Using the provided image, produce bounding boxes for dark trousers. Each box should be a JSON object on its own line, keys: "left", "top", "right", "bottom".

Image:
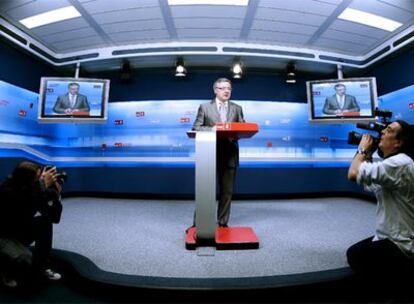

{"left": 347, "top": 236, "right": 413, "bottom": 278}
{"left": 217, "top": 167, "right": 236, "bottom": 226}
{"left": 0, "top": 216, "right": 53, "bottom": 279}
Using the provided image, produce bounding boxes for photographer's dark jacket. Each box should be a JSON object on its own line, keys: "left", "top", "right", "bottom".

{"left": 0, "top": 179, "right": 62, "bottom": 241}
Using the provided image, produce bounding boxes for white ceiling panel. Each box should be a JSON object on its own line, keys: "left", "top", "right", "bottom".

{"left": 92, "top": 7, "right": 164, "bottom": 25}
{"left": 258, "top": 0, "right": 337, "bottom": 16}
{"left": 177, "top": 28, "right": 241, "bottom": 39}
{"left": 109, "top": 30, "right": 171, "bottom": 43}
{"left": 254, "top": 7, "right": 327, "bottom": 27}
{"left": 329, "top": 20, "right": 390, "bottom": 40}
{"left": 379, "top": 0, "right": 414, "bottom": 13}
{"left": 30, "top": 18, "right": 91, "bottom": 36}
{"left": 0, "top": 0, "right": 413, "bottom": 72}
{"left": 350, "top": 0, "right": 414, "bottom": 23}
{"left": 81, "top": 0, "right": 157, "bottom": 15}
{"left": 313, "top": 37, "right": 370, "bottom": 55}
{"left": 51, "top": 35, "right": 105, "bottom": 51}
{"left": 0, "top": 0, "right": 35, "bottom": 12}
{"left": 41, "top": 27, "right": 98, "bottom": 44}
{"left": 170, "top": 5, "right": 246, "bottom": 18}
{"left": 4, "top": 0, "right": 70, "bottom": 20}
{"left": 101, "top": 20, "right": 165, "bottom": 34}
{"left": 251, "top": 20, "right": 318, "bottom": 36}
{"left": 175, "top": 17, "right": 243, "bottom": 29}
{"left": 248, "top": 30, "right": 310, "bottom": 45}
{"left": 321, "top": 29, "right": 378, "bottom": 47}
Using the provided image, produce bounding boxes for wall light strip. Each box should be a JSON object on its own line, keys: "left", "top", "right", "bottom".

{"left": 19, "top": 6, "right": 81, "bottom": 29}
{"left": 338, "top": 8, "right": 402, "bottom": 32}
{"left": 168, "top": 0, "right": 248, "bottom": 6}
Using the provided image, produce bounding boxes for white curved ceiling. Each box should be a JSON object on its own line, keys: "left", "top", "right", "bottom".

{"left": 0, "top": 0, "right": 413, "bottom": 73}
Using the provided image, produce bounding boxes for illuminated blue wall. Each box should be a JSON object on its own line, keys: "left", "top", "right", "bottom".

{"left": 1, "top": 79, "right": 414, "bottom": 195}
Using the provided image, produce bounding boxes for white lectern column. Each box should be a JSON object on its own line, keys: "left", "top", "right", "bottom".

{"left": 194, "top": 131, "right": 217, "bottom": 241}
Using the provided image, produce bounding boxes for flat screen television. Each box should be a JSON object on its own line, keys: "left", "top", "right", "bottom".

{"left": 307, "top": 77, "right": 378, "bottom": 123}
{"left": 38, "top": 77, "right": 110, "bottom": 123}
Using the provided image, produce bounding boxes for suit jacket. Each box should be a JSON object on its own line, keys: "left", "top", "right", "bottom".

{"left": 192, "top": 100, "right": 245, "bottom": 168}
{"left": 53, "top": 93, "right": 90, "bottom": 114}
{"left": 322, "top": 94, "right": 360, "bottom": 115}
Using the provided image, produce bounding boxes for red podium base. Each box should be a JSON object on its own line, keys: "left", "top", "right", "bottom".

{"left": 185, "top": 227, "right": 259, "bottom": 250}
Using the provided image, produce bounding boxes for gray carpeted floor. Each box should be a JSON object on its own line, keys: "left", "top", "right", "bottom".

{"left": 53, "top": 197, "right": 375, "bottom": 278}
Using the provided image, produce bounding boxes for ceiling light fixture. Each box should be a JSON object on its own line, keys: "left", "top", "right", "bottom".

{"left": 19, "top": 6, "right": 81, "bottom": 29}
{"left": 338, "top": 8, "right": 402, "bottom": 32}
{"left": 168, "top": 0, "right": 248, "bottom": 6}
{"left": 232, "top": 61, "right": 243, "bottom": 79}
{"left": 286, "top": 62, "right": 296, "bottom": 84}
{"left": 175, "top": 58, "right": 187, "bottom": 77}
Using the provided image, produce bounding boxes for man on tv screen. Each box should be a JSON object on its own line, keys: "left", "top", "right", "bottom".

{"left": 322, "top": 83, "right": 360, "bottom": 115}
{"left": 53, "top": 82, "right": 90, "bottom": 115}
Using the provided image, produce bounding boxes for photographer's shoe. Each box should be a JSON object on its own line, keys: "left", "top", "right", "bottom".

{"left": 1, "top": 275, "right": 17, "bottom": 288}
{"left": 43, "top": 269, "right": 62, "bottom": 281}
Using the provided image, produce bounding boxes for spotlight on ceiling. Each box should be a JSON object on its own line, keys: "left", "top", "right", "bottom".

{"left": 175, "top": 58, "right": 187, "bottom": 77}
{"left": 232, "top": 61, "right": 243, "bottom": 79}
{"left": 286, "top": 62, "right": 296, "bottom": 84}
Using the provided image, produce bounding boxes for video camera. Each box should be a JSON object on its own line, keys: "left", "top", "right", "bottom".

{"left": 347, "top": 108, "right": 392, "bottom": 147}
{"left": 44, "top": 165, "right": 68, "bottom": 185}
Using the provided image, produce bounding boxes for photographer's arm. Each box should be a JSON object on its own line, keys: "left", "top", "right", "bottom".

{"left": 348, "top": 134, "right": 373, "bottom": 181}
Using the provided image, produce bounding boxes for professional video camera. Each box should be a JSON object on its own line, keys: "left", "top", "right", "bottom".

{"left": 44, "top": 165, "right": 68, "bottom": 185}
{"left": 347, "top": 108, "right": 392, "bottom": 147}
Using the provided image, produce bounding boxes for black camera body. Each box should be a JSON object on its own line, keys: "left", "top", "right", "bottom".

{"left": 347, "top": 108, "right": 392, "bottom": 147}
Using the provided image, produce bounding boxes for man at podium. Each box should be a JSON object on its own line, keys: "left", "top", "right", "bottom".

{"left": 192, "top": 78, "right": 245, "bottom": 227}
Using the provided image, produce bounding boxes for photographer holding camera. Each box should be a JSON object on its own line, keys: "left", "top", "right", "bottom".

{"left": 347, "top": 120, "right": 414, "bottom": 278}
{"left": 0, "top": 161, "right": 63, "bottom": 288}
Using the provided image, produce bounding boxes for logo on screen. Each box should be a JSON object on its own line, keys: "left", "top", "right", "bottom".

{"left": 93, "top": 85, "right": 102, "bottom": 89}
{"left": 46, "top": 88, "right": 54, "bottom": 93}
{"left": 180, "top": 117, "right": 190, "bottom": 123}
{"left": 320, "top": 136, "right": 329, "bottom": 142}
{"left": 360, "top": 84, "right": 368, "bottom": 88}
{"left": 409, "top": 102, "right": 414, "bottom": 109}
{"left": 312, "top": 91, "right": 321, "bottom": 96}
{"left": 18, "top": 109, "right": 27, "bottom": 117}
{"left": 114, "top": 119, "right": 124, "bottom": 125}
{"left": 136, "top": 111, "right": 145, "bottom": 117}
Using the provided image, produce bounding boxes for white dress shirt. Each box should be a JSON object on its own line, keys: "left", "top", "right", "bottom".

{"left": 215, "top": 98, "right": 228, "bottom": 122}
{"left": 357, "top": 153, "right": 414, "bottom": 255}
{"left": 69, "top": 94, "right": 77, "bottom": 108}
{"left": 336, "top": 94, "right": 345, "bottom": 109}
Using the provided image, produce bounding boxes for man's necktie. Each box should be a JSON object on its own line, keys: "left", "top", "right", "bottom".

{"left": 219, "top": 103, "right": 227, "bottom": 122}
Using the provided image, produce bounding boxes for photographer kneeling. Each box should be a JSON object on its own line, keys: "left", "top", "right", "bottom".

{"left": 0, "top": 161, "right": 63, "bottom": 288}
{"left": 347, "top": 120, "right": 414, "bottom": 278}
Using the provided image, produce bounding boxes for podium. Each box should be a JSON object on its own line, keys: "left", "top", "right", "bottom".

{"left": 186, "top": 122, "right": 260, "bottom": 250}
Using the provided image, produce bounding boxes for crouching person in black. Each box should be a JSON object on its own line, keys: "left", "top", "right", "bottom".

{"left": 0, "top": 161, "right": 63, "bottom": 288}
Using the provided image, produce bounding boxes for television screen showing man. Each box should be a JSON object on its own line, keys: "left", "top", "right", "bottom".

{"left": 53, "top": 82, "right": 90, "bottom": 115}
{"left": 322, "top": 83, "right": 360, "bottom": 115}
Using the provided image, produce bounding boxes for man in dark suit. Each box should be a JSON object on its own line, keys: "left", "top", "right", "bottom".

{"left": 322, "top": 83, "right": 360, "bottom": 115}
{"left": 192, "top": 78, "right": 245, "bottom": 227}
{"left": 53, "top": 82, "right": 90, "bottom": 114}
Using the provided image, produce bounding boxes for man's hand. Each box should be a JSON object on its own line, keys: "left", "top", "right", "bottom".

{"left": 358, "top": 134, "right": 374, "bottom": 152}
{"left": 64, "top": 108, "right": 73, "bottom": 114}
{"left": 40, "top": 166, "right": 57, "bottom": 189}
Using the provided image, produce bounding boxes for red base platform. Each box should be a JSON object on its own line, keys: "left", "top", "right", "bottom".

{"left": 185, "top": 227, "right": 260, "bottom": 250}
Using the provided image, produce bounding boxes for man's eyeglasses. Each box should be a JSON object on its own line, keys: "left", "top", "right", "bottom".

{"left": 216, "top": 87, "right": 232, "bottom": 91}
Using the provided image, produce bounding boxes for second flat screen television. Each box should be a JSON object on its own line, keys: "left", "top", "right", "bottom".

{"left": 38, "top": 77, "right": 110, "bottom": 123}
{"left": 307, "top": 77, "right": 378, "bottom": 123}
